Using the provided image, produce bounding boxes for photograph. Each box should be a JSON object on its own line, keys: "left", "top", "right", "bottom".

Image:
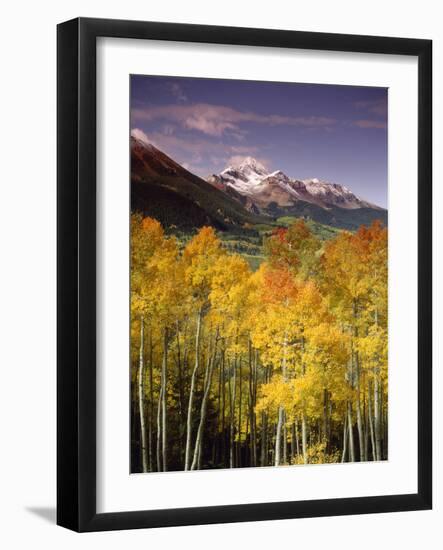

{"left": 0, "top": 2, "right": 435, "bottom": 541}
{"left": 130, "top": 75, "right": 388, "bottom": 474}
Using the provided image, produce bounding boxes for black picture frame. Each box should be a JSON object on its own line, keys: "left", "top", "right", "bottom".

{"left": 57, "top": 17, "right": 432, "bottom": 532}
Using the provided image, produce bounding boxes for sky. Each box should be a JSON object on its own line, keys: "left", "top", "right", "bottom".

{"left": 131, "top": 75, "right": 388, "bottom": 208}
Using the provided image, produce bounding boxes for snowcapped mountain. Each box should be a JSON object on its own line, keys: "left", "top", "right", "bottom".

{"left": 130, "top": 135, "right": 386, "bottom": 232}
{"left": 130, "top": 135, "right": 266, "bottom": 230}
{"left": 207, "top": 158, "right": 382, "bottom": 211}
{"left": 207, "top": 157, "right": 269, "bottom": 194}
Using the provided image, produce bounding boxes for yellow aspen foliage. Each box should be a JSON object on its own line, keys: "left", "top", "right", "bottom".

{"left": 131, "top": 215, "right": 388, "bottom": 471}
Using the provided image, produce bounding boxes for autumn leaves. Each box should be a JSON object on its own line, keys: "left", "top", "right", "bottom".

{"left": 131, "top": 215, "right": 388, "bottom": 472}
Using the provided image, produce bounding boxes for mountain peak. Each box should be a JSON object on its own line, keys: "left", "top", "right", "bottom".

{"left": 216, "top": 157, "right": 269, "bottom": 194}
{"left": 221, "top": 165, "right": 235, "bottom": 175}
{"left": 208, "top": 161, "right": 380, "bottom": 211}
{"left": 267, "top": 170, "right": 290, "bottom": 181}
{"left": 131, "top": 129, "right": 156, "bottom": 152}
{"left": 130, "top": 138, "right": 386, "bottom": 232}
{"left": 236, "top": 156, "right": 266, "bottom": 171}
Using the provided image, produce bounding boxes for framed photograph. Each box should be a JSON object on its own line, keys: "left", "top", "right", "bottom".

{"left": 57, "top": 17, "right": 432, "bottom": 532}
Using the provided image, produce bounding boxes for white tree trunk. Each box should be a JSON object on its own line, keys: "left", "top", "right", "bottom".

{"left": 283, "top": 412, "right": 287, "bottom": 464}
{"left": 347, "top": 402, "right": 355, "bottom": 462}
{"left": 260, "top": 411, "right": 267, "bottom": 466}
{"left": 341, "top": 414, "right": 348, "bottom": 463}
{"left": 191, "top": 335, "right": 218, "bottom": 470}
{"left": 138, "top": 316, "right": 148, "bottom": 472}
{"left": 161, "top": 329, "right": 168, "bottom": 471}
{"left": 229, "top": 357, "right": 237, "bottom": 468}
{"left": 184, "top": 309, "right": 202, "bottom": 471}
{"left": 275, "top": 405, "right": 284, "bottom": 466}
{"left": 374, "top": 371, "right": 382, "bottom": 461}
{"left": 156, "top": 386, "right": 162, "bottom": 472}
{"left": 368, "top": 385, "right": 376, "bottom": 460}
{"left": 355, "top": 356, "right": 366, "bottom": 462}
{"left": 301, "top": 412, "right": 308, "bottom": 464}
{"left": 275, "top": 334, "right": 288, "bottom": 466}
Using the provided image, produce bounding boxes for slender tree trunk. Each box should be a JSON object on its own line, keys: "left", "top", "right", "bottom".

{"left": 301, "top": 412, "right": 308, "bottom": 464}
{"left": 347, "top": 402, "right": 355, "bottom": 462}
{"left": 355, "top": 358, "right": 365, "bottom": 462}
{"left": 322, "top": 388, "right": 328, "bottom": 451}
{"left": 138, "top": 316, "right": 148, "bottom": 473}
{"left": 283, "top": 412, "right": 287, "bottom": 464}
{"left": 148, "top": 325, "right": 153, "bottom": 471}
{"left": 245, "top": 413, "right": 250, "bottom": 466}
{"left": 184, "top": 308, "right": 202, "bottom": 471}
{"left": 374, "top": 369, "right": 382, "bottom": 461}
{"left": 238, "top": 358, "right": 242, "bottom": 467}
{"left": 363, "top": 391, "right": 369, "bottom": 462}
{"left": 295, "top": 419, "right": 300, "bottom": 458}
{"left": 275, "top": 405, "right": 284, "bottom": 466}
{"left": 291, "top": 422, "right": 296, "bottom": 462}
{"left": 221, "top": 350, "right": 226, "bottom": 465}
{"left": 383, "top": 390, "right": 388, "bottom": 459}
{"left": 182, "top": 319, "right": 189, "bottom": 394}
{"left": 156, "top": 386, "right": 162, "bottom": 472}
{"left": 261, "top": 411, "right": 268, "bottom": 466}
{"left": 374, "top": 305, "right": 383, "bottom": 461}
{"left": 341, "top": 413, "right": 348, "bottom": 463}
{"left": 356, "top": 396, "right": 365, "bottom": 461}
{"left": 191, "top": 333, "right": 218, "bottom": 470}
{"left": 368, "top": 382, "right": 376, "bottom": 460}
{"left": 301, "top": 335, "right": 308, "bottom": 464}
{"left": 161, "top": 328, "right": 168, "bottom": 471}
{"left": 176, "top": 320, "right": 185, "bottom": 461}
{"left": 275, "top": 334, "right": 288, "bottom": 466}
{"left": 213, "top": 351, "right": 223, "bottom": 466}
{"left": 348, "top": 301, "right": 363, "bottom": 462}
{"left": 229, "top": 357, "right": 237, "bottom": 468}
{"left": 131, "top": 386, "right": 136, "bottom": 456}
{"left": 248, "top": 339, "right": 257, "bottom": 467}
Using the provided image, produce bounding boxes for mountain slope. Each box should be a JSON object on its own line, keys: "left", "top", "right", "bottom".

{"left": 131, "top": 137, "right": 387, "bottom": 233}
{"left": 131, "top": 136, "right": 266, "bottom": 231}
{"left": 267, "top": 201, "right": 387, "bottom": 231}
{"left": 207, "top": 158, "right": 387, "bottom": 230}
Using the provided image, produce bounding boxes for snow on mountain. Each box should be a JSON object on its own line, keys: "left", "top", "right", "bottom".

{"left": 131, "top": 129, "right": 157, "bottom": 152}
{"left": 207, "top": 158, "right": 380, "bottom": 211}
{"left": 130, "top": 134, "right": 266, "bottom": 230}
{"left": 303, "top": 178, "right": 376, "bottom": 209}
{"left": 130, "top": 137, "right": 386, "bottom": 231}
{"left": 214, "top": 157, "right": 269, "bottom": 194}
{"left": 237, "top": 157, "right": 269, "bottom": 180}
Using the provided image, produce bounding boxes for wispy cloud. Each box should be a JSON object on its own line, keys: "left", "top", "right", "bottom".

{"left": 351, "top": 98, "right": 387, "bottom": 130}
{"left": 147, "top": 132, "right": 258, "bottom": 156}
{"left": 352, "top": 119, "right": 387, "bottom": 129}
{"left": 354, "top": 98, "right": 387, "bottom": 117}
{"left": 138, "top": 130, "right": 262, "bottom": 176}
{"left": 132, "top": 103, "right": 336, "bottom": 137}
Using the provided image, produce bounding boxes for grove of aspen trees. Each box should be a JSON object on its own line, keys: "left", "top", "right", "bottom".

{"left": 130, "top": 215, "right": 388, "bottom": 472}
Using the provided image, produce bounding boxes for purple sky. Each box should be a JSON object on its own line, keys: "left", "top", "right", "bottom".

{"left": 131, "top": 75, "right": 387, "bottom": 208}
